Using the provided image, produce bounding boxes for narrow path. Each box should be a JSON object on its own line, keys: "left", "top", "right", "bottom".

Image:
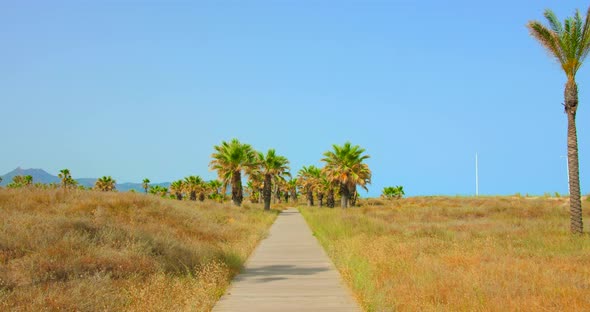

{"left": 213, "top": 208, "right": 361, "bottom": 312}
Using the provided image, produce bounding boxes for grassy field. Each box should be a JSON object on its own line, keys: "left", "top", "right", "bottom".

{"left": 0, "top": 188, "right": 277, "bottom": 311}
{"left": 301, "top": 196, "right": 590, "bottom": 311}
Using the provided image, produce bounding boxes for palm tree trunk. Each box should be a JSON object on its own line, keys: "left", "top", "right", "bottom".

{"left": 190, "top": 191, "right": 197, "bottom": 201}
{"left": 318, "top": 193, "right": 324, "bottom": 207}
{"left": 307, "top": 188, "right": 314, "bottom": 206}
{"left": 327, "top": 188, "right": 335, "bottom": 208}
{"left": 350, "top": 187, "right": 358, "bottom": 207}
{"left": 340, "top": 184, "right": 349, "bottom": 208}
{"left": 565, "top": 79, "right": 583, "bottom": 234}
{"left": 232, "top": 171, "right": 243, "bottom": 206}
{"left": 263, "top": 174, "right": 272, "bottom": 210}
{"left": 276, "top": 187, "right": 282, "bottom": 203}
{"left": 291, "top": 188, "right": 297, "bottom": 204}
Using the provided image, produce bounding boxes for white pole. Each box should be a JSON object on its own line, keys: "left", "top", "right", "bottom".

{"left": 561, "top": 155, "right": 570, "bottom": 194}
{"left": 475, "top": 152, "right": 479, "bottom": 197}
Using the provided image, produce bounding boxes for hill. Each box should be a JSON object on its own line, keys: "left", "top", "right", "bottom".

{"left": 0, "top": 168, "right": 170, "bottom": 191}
{"left": 0, "top": 188, "right": 277, "bottom": 310}
{"left": 0, "top": 167, "right": 59, "bottom": 186}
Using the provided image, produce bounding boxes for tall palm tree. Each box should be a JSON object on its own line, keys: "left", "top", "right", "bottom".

{"left": 142, "top": 178, "right": 150, "bottom": 194}
{"left": 94, "top": 176, "right": 116, "bottom": 192}
{"left": 528, "top": 7, "right": 590, "bottom": 234}
{"left": 209, "top": 139, "right": 256, "bottom": 206}
{"left": 322, "top": 142, "right": 372, "bottom": 208}
{"left": 255, "top": 149, "right": 291, "bottom": 210}
{"left": 297, "top": 165, "right": 320, "bottom": 206}
{"left": 170, "top": 180, "right": 185, "bottom": 200}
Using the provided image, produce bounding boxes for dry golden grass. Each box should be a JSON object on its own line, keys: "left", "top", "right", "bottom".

{"left": 0, "top": 188, "right": 277, "bottom": 311}
{"left": 301, "top": 196, "right": 590, "bottom": 311}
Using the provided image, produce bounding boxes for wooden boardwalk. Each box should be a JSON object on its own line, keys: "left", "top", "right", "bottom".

{"left": 213, "top": 208, "right": 361, "bottom": 312}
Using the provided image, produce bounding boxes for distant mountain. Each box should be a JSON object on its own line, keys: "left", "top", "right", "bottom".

{"left": 0, "top": 167, "right": 170, "bottom": 191}
{"left": 0, "top": 167, "right": 59, "bottom": 186}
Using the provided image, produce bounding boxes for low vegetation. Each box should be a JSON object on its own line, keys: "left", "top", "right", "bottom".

{"left": 0, "top": 188, "right": 277, "bottom": 311}
{"left": 381, "top": 186, "right": 405, "bottom": 199}
{"left": 301, "top": 197, "right": 590, "bottom": 311}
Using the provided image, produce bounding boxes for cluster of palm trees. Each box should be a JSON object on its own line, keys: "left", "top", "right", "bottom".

{"left": 94, "top": 176, "right": 116, "bottom": 192}
{"left": 6, "top": 175, "right": 33, "bottom": 188}
{"left": 209, "top": 139, "right": 292, "bottom": 210}
{"left": 297, "top": 142, "right": 372, "bottom": 208}
{"left": 58, "top": 169, "right": 116, "bottom": 192}
{"left": 528, "top": 6, "right": 590, "bottom": 234}
{"left": 162, "top": 176, "right": 223, "bottom": 201}
{"left": 209, "top": 139, "right": 371, "bottom": 209}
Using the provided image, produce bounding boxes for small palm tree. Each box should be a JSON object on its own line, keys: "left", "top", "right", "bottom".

{"left": 322, "top": 142, "right": 372, "bottom": 208}
{"left": 255, "top": 149, "right": 291, "bottom": 210}
{"left": 287, "top": 179, "right": 298, "bottom": 204}
{"left": 207, "top": 180, "right": 223, "bottom": 201}
{"left": 297, "top": 166, "right": 321, "bottom": 206}
{"left": 94, "top": 176, "right": 116, "bottom": 192}
{"left": 170, "top": 180, "right": 185, "bottom": 200}
{"left": 382, "top": 186, "right": 405, "bottom": 199}
{"left": 142, "top": 178, "right": 150, "bottom": 194}
{"left": 209, "top": 139, "right": 257, "bottom": 206}
{"left": 184, "top": 176, "right": 204, "bottom": 201}
{"left": 7, "top": 175, "right": 33, "bottom": 188}
{"left": 316, "top": 174, "right": 336, "bottom": 208}
{"left": 58, "top": 169, "right": 77, "bottom": 189}
{"left": 149, "top": 185, "right": 168, "bottom": 197}
{"left": 528, "top": 6, "right": 590, "bottom": 234}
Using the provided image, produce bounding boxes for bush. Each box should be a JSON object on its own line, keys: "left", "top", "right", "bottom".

{"left": 382, "top": 186, "right": 404, "bottom": 199}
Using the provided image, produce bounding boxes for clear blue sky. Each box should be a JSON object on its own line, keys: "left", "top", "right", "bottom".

{"left": 2, "top": 0, "right": 589, "bottom": 197}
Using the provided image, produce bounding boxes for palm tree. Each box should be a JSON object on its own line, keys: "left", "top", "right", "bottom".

{"left": 170, "top": 180, "right": 185, "bottom": 200}
{"left": 184, "top": 176, "right": 204, "bottom": 201}
{"left": 23, "top": 175, "right": 33, "bottom": 186}
{"left": 528, "top": 7, "right": 590, "bottom": 234}
{"left": 322, "top": 142, "right": 372, "bottom": 208}
{"left": 94, "top": 176, "right": 116, "bottom": 192}
{"left": 255, "top": 149, "right": 291, "bottom": 210}
{"left": 58, "top": 169, "right": 77, "bottom": 189}
{"left": 8, "top": 175, "right": 33, "bottom": 188}
{"left": 316, "top": 174, "right": 336, "bottom": 208}
{"left": 209, "top": 139, "right": 256, "bottom": 206}
{"left": 207, "top": 180, "right": 223, "bottom": 201}
{"left": 297, "top": 166, "right": 320, "bottom": 206}
{"left": 247, "top": 170, "right": 265, "bottom": 203}
{"left": 287, "top": 179, "right": 298, "bottom": 204}
{"left": 142, "top": 178, "right": 150, "bottom": 194}
{"left": 149, "top": 185, "right": 168, "bottom": 197}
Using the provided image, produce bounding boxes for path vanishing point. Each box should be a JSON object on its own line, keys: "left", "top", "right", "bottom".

{"left": 213, "top": 208, "right": 361, "bottom": 312}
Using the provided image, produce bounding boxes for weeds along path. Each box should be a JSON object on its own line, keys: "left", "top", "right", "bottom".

{"left": 213, "top": 208, "right": 361, "bottom": 312}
